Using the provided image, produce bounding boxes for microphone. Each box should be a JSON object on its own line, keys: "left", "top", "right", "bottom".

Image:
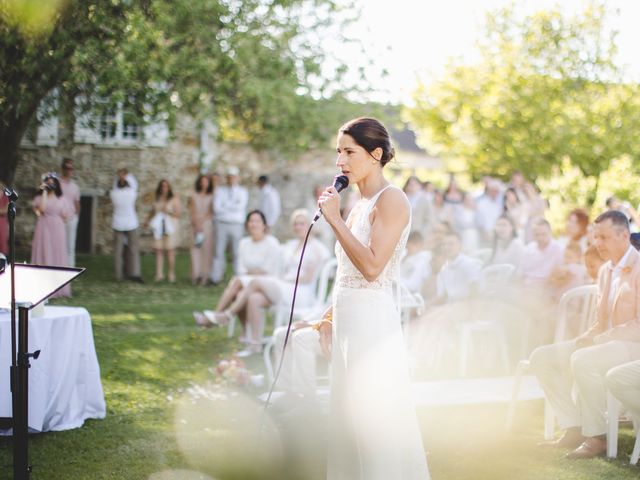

{"left": 3, "top": 186, "right": 18, "bottom": 202}
{"left": 313, "top": 174, "right": 349, "bottom": 222}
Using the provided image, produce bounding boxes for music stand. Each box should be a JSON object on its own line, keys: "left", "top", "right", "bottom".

{"left": 0, "top": 264, "right": 84, "bottom": 480}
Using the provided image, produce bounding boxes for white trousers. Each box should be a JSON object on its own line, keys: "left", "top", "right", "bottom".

{"left": 530, "top": 340, "right": 640, "bottom": 436}
{"left": 65, "top": 214, "right": 79, "bottom": 267}
{"left": 211, "top": 221, "right": 243, "bottom": 283}
{"left": 606, "top": 359, "right": 640, "bottom": 428}
{"left": 273, "top": 325, "right": 321, "bottom": 398}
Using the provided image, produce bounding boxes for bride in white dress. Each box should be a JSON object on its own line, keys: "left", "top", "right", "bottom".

{"left": 317, "top": 117, "right": 430, "bottom": 479}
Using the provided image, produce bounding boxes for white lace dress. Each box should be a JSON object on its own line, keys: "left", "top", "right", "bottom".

{"left": 328, "top": 185, "right": 430, "bottom": 480}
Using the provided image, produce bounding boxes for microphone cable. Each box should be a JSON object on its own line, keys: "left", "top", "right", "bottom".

{"left": 260, "top": 218, "right": 317, "bottom": 429}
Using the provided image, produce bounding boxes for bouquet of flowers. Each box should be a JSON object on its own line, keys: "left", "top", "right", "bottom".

{"left": 214, "top": 357, "right": 250, "bottom": 388}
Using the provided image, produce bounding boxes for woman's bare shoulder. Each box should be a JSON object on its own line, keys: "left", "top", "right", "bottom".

{"left": 378, "top": 186, "right": 410, "bottom": 212}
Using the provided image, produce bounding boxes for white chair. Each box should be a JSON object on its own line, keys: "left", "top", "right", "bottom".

{"left": 455, "top": 264, "right": 515, "bottom": 377}
{"left": 606, "top": 390, "right": 640, "bottom": 464}
{"left": 458, "top": 319, "right": 511, "bottom": 378}
{"left": 270, "top": 257, "right": 338, "bottom": 330}
{"left": 505, "top": 284, "right": 598, "bottom": 437}
{"left": 394, "top": 282, "right": 425, "bottom": 343}
{"left": 263, "top": 258, "right": 338, "bottom": 381}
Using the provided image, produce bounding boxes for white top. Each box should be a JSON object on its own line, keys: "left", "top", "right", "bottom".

{"left": 110, "top": 185, "right": 139, "bottom": 231}
{"left": 60, "top": 178, "right": 80, "bottom": 217}
{"left": 280, "top": 238, "right": 330, "bottom": 284}
{"left": 400, "top": 250, "right": 432, "bottom": 293}
{"left": 475, "top": 194, "right": 503, "bottom": 234}
{"left": 237, "top": 235, "right": 282, "bottom": 276}
{"left": 335, "top": 185, "right": 410, "bottom": 291}
{"left": 259, "top": 184, "right": 282, "bottom": 227}
{"left": 436, "top": 253, "right": 483, "bottom": 301}
{"left": 518, "top": 239, "right": 564, "bottom": 286}
{"left": 213, "top": 184, "right": 248, "bottom": 224}
{"left": 489, "top": 238, "right": 525, "bottom": 266}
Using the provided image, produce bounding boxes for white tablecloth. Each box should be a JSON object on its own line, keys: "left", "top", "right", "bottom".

{"left": 0, "top": 306, "right": 106, "bottom": 432}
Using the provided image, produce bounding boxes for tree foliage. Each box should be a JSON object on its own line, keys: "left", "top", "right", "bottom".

{"left": 0, "top": 0, "right": 361, "bottom": 183}
{"left": 406, "top": 3, "right": 640, "bottom": 190}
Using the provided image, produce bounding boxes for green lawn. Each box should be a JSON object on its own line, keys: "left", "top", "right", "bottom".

{"left": 0, "top": 253, "right": 638, "bottom": 479}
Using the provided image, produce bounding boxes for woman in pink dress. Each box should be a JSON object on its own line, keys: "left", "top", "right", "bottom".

{"left": 31, "top": 173, "right": 72, "bottom": 297}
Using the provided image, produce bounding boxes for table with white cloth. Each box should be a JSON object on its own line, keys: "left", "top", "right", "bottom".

{"left": 0, "top": 306, "right": 106, "bottom": 432}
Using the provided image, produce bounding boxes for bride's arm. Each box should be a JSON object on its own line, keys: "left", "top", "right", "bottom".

{"left": 320, "top": 186, "right": 409, "bottom": 282}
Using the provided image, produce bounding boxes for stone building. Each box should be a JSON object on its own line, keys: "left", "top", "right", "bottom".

{"left": 13, "top": 114, "right": 337, "bottom": 255}
{"left": 12, "top": 114, "right": 438, "bottom": 257}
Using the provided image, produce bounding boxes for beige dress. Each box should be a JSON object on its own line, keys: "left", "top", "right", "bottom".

{"left": 189, "top": 192, "right": 214, "bottom": 281}
{"left": 151, "top": 197, "right": 180, "bottom": 250}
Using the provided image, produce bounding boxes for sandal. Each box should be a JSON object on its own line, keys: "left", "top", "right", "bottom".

{"left": 236, "top": 343, "right": 262, "bottom": 358}
{"left": 193, "top": 311, "right": 218, "bottom": 328}
{"left": 204, "top": 309, "right": 233, "bottom": 326}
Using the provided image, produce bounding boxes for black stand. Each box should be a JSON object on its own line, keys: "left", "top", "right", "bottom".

{"left": 1, "top": 187, "right": 83, "bottom": 480}
{"left": 10, "top": 307, "right": 39, "bottom": 480}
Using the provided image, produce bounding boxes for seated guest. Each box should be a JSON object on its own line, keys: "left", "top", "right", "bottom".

{"left": 422, "top": 221, "right": 452, "bottom": 300}
{"left": 503, "top": 187, "right": 527, "bottom": 239}
{"left": 193, "top": 210, "right": 281, "bottom": 326}
{"left": 529, "top": 210, "right": 640, "bottom": 458}
{"left": 547, "top": 242, "right": 590, "bottom": 301}
{"left": 475, "top": 179, "right": 503, "bottom": 246}
{"left": 409, "top": 231, "right": 482, "bottom": 378}
{"left": 271, "top": 308, "right": 331, "bottom": 401}
{"left": 518, "top": 218, "right": 564, "bottom": 288}
{"left": 403, "top": 176, "right": 433, "bottom": 237}
{"left": 488, "top": 214, "right": 525, "bottom": 267}
{"left": 400, "top": 231, "right": 431, "bottom": 294}
{"left": 559, "top": 208, "right": 590, "bottom": 252}
{"left": 432, "top": 231, "right": 482, "bottom": 306}
{"left": 584, "top": 244, "right": 606, "bottom": 282}
{"left": 197, "top": 209, "right": 329, "bottom": 356}
{"left": 453, "top": 193, "right": 479, "bottom": 254}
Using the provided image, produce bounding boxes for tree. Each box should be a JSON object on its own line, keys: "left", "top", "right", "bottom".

{"left": 406, "top": 3, "right": 640, "bottom": 197}
{"left": 0, "top": 0, "right": 361, "bottom": 184}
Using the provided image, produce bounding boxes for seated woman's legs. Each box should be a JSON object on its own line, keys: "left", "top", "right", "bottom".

{"left": 215, "top": 277, "right": 243, "bottom": 312}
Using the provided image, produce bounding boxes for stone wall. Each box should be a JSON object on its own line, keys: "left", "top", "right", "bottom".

{"left": 13, "top": 118, "right": 338, "bottom": 255}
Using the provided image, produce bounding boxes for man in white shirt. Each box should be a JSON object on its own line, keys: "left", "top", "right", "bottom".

{"left": 434, "top": 231, "right": 482, "bottom": 304}
{"left": 518, "top": 218, "right": 564, "bottom": 287}
{"left": 530, "top": 210, "right": 640, "bottom": 458}
{"left": 475, "top": 179, "right": 503, "bottom": 246}
{"left": 257, "top": 174, "right": 281, "bottom": 229}
{"left": 59, "top": 157, "right": 81, "bottom": 267}
{"left": 110, "top": 166, "right": 143, "bottom": 282}
{"left": 211, "top": 166, "right": 248, "bottom": 284}
{"left": 400, "top": 231, "right": 431, "bottom": 294}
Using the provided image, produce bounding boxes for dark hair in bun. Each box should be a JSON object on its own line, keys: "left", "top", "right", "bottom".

{"left": 339, "top": 117, "right": 395, "bottom": 167}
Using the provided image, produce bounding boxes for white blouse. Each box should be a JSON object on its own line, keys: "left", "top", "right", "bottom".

{"left": 237, "top": 234, "right": 282, "bottom": 276}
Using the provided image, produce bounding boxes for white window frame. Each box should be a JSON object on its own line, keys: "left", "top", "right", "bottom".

{"left": 97, "top": 101, "right": 142, "bottom": 146}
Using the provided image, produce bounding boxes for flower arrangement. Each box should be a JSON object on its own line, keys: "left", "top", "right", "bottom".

{"left": 214, "top": 357, "right": 250, "bottom": 388}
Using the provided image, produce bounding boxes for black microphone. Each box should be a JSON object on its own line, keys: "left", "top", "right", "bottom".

{"left": 3, "top": 186, "right": 18, "bottom": 202}
{"left": 313, "top": 174, "right": 349, "bottom": 223}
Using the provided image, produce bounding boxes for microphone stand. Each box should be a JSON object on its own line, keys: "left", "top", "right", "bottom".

{"left": 5, "top": 186, "right": 37, "bottom": 479}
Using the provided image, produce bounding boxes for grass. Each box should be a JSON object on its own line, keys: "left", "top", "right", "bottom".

{"left": 0, "top": 253, "right": 638, "bottom": 479}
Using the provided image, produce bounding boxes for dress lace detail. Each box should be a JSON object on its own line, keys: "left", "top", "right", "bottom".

{"left": 335, "top": 185, "right": 410, "bottom": 291}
